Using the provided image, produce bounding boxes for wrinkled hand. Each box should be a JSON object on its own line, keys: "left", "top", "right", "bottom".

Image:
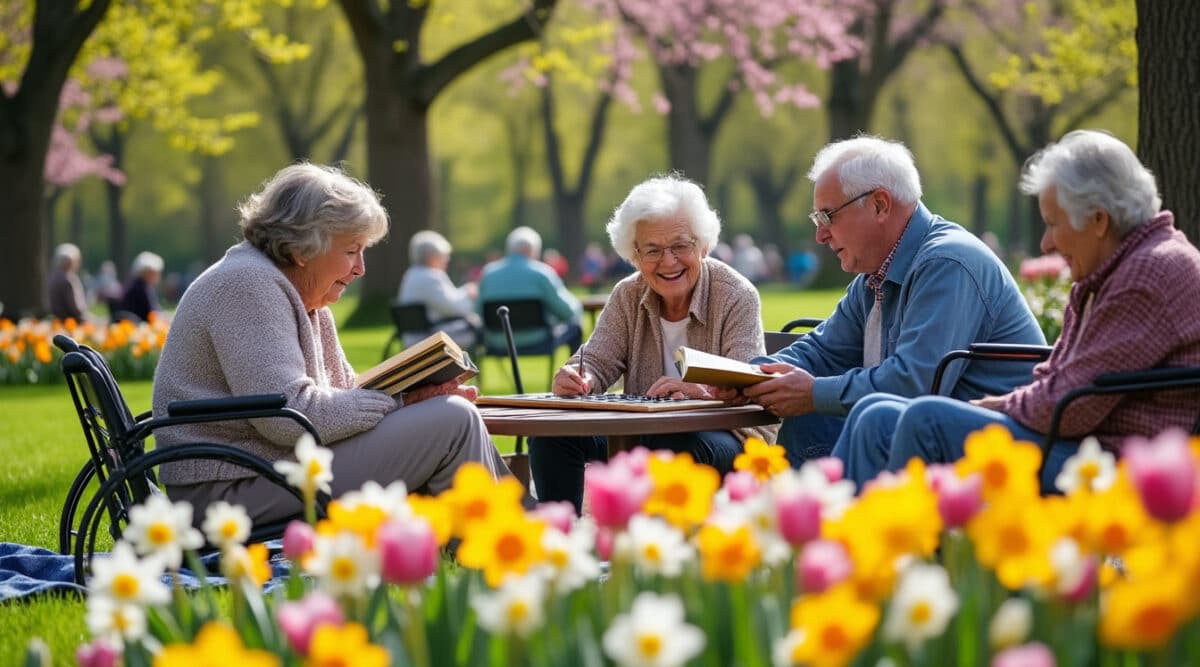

{"left": 710, "top": 385, "right": 749, "bottom": 405}
{"left": 404, "top": 378, "right": 479, "bottom": 405}
{"left": 970, "top": 394, "right": 1007, "bottom": 410}
{"left": 741, "top": 362, "right": 814, "bottom": 417}
{"left": 645, "top": 377, "right": 713, "bottom": 400}
{"left": 552, "top": 364, "right": 595, "bottom": 397}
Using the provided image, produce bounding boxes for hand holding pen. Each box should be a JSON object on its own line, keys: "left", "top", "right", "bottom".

{"left": 551, "top": 344, "right": 592, "bottom": 396}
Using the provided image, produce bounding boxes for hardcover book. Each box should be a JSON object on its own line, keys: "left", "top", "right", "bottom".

{"left": 673, "top": 346, "right": 777, "bottom": 388}
{"left": 355, "top": 331, "right": 478, "bottom": 396}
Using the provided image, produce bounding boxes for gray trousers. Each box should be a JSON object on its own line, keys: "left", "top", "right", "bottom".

{"left": 168, "top": 395, "right": 513, "bottom": 525}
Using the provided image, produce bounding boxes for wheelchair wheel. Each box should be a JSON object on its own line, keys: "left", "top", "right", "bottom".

{"left": 59, "top": 461, "right": 98, "bottom": 555}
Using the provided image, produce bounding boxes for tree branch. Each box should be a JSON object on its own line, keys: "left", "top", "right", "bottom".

{"left": 944, "top": 44, "right": 1027, "bottom": 162}
{"left": 574, "top": 82, "right": 615, "bottom": 196}
{"left": 1061, "top": 78, "right": 1132, "bottom": 133}
{"left": 880, "top": 0, "right": 946, "bottom": 82}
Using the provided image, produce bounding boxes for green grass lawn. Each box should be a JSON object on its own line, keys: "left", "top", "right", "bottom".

{"left": 0, "top": 285, "right": 844, "bottom": 664}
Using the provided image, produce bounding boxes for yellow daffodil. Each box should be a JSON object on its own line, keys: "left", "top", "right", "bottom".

{"left": 697, "top": 523, "right": 761, "bottom": 582}
{"left": 305, "top": 623, "right": 389, "bottom": 667}
{"left": 788, "top": 584, "right": 879, "bottom": 667}
{"left": 644, "top": 452, "right": 720, "bottom": 531}
{"left": 316, "top": 501, "right": 389, "bottom": 549}
{"left": 967, "top": 496, "right": 1059, "bottom": 590}
{"left": 442, "top": 463, "right": 527, "bottom": 538}
{"left": 1079, "top": 472, "right": 1163, "bottom": 557}
{"left": 955, "top": 424, "right": 1042, "bottom": 501}
{"left": 406, "top": 493, "right": 454, "bottom": 546}
{"left": 1100, "top": 571, "right": 1191, "bottom": 650}
{"left": 457, "top": 512, "right": 546, "bottom": 587}
{"left": 733, "top": 437, "right": 789, "bottom": 481}
{"left": 154, "top": 622, "right": 280, "bottom": 667}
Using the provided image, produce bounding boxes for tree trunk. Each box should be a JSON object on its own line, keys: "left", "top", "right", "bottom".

{"left": 0, "top": 159, "right": 49, "bottom": 318}
{"left": 970, "top": 173, "right": 988, "bottom": 236}
{"left": 659, "top": 64, "right": 712, "bottom": 186}
{"left": 1136, "top": 0, "right": 1200, "bottom": 245}
{"left": 746, "top": 171, "right": 789, "bottom": 255}
{"left": 96, "top": 129, "right": 128, "bottom": 279}
{"left": 826, "top": 58, "right": 872, "bottom": 141}
{"left": 198, "top": 154, "right": 227, "bottom": 264}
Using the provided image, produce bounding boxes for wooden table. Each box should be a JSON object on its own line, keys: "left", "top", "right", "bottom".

{"left": 580, "top": 293, "right": 609, "bottom": 327}
{"left": 478, "top": 403, "right": 778, "bottom": 453}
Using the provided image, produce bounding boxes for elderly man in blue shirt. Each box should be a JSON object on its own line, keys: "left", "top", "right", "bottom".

{"left": 478, "top": 226, "right": 583, "bottom": 354}
{"left": 718, "top": 135, "right": 1046, "bottom": 467}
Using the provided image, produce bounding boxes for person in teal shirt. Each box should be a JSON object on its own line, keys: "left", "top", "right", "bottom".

{"left": 477, "top": 226, "right": 583, "bottom": 354}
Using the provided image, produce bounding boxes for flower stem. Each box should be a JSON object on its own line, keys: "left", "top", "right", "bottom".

{"left": 402, "top": 589, "right": 432, "bottom": 667}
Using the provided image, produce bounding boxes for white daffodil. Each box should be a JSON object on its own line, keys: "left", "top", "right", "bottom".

{"left": 602, "top": 592, "right": 705, "bottom": 667}
{"left": 202, "top": 501, "right": 251, "bottom": 550}
{"left": 988, "top": 597, "right": 1033, "bottom": 650}
{"left": 274, "top": 432, "right": 334, "bottom": 496}
{"left": 771, "top": 629, "right": 807, "bottom": 667}
{"left": 123, "top": 495, "right": 204, "bottom": 570}
{"left": 614, "top": 515, "right": 694, "bottom": 578}
{"left": 771, "top": 463, "right": 855, "bottom": 520}
{"left": 882, "top": 562, "right": 959, "bottom": 654}
{"left": 338, "top": 479, "right": 412, "bottom": 520}
{"left": 308, "top": 531, "right": 379, "bottom": 598}
{"left": 88, "top": 542, "right": 170, "bottom": 608}
{"left": 86, "top": 595, "right": 147, "bottom": 644}
{"left": 470, "top": 571, "right": 547, "bottom": 638}
{"left": 538, "top": 516, "right": 600, "bottom": 594}
{"left": 1055, "top": 437, "right": 1117, "bottom": 494}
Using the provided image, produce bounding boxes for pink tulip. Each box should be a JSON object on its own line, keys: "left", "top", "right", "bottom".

{"left": 282, "top": 520, "right": 315, "bottom": 562}
{"left": 797, "top": 539, "right": 851, "bottom": 593}
{"left": 1124, "top": 429, "right": 1197, "bottom": 523}
{"left": 774, "top": 488, "right": 822, "bottom": 546}
{"left": 278, "top": 592, "right": 344, "bottom": 655}
{"left": 812, "top": 457, "right": 844, "bottom": 483}
{"left": 76, "top": 638, "right": 120, "bottom": 667}
{"left": 585, "top": 460, "right": 652, "bottom": 530}
{"left": 377, "top": 517, "right": 439, "bottom": 585}
{"left": 992, "top": 642, "right": 1055, "bottom": 667}
{"left": 1061, "top": 556, "right": 1098, "bottom": 604}
{"left": 534, "top": 501, "right": 577, "bottom": 533}
{"left": 928, "top": 465, "right": 984, "bottom": 528}
{"left": 723, "top": 471, "right": 761, "bottom": 502}
{"left": 595, "top": 526, "right": 615, "bottom": 561}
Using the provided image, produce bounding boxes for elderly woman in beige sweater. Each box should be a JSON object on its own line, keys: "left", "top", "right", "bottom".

{"left": 530, "top": 174, "right": 778, "bottom": 513}
{"left": 153, "top": 163, "right": 512, "bottom": 525}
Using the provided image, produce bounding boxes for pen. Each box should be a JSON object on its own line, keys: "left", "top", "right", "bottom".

{"left": 578, "top": 343, "right": 585, "bottom": 382}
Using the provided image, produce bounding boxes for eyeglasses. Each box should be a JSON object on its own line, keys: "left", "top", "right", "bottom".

{"left": 637, "top": 239, "right": 698, "bottom": 263}
{"left": 808, "top": 189, "right": 877, "bottom": 228}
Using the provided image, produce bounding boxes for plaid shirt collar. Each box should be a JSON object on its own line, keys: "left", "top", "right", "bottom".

{"left": 866, "top": 222, "right": 909, "bottom": 299}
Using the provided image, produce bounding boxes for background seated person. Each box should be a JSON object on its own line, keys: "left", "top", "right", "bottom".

{"left": 832, "top": 130, "right": 1200, "bottom": 492}
{"left": 116, "top": 251, "right": 164, "bottom": 323}
{"left": 48, "top": 243, "right": 89, "bottom": 322}
{"left": 477, "top": 226, "right": 583, "bottom": 354}
{"left": 529, "top": 174, "right": 778, "bottom": 514}
{"left": 715, "top": 135, "right": 1044, "bottom": 467}
{"left": 152, "top": 162, "right": 516, "bottom": 526}
{"left": 398, "top": 230, "right": 481, "bottom": 350}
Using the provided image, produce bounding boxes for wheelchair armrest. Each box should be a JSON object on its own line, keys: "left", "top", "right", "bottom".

{"left": 1093, "top": 366, "right": 1200, "bottom": 387}
{"left": 167, "top": 394, "right": 288, "bottom": 417}
{"left": 966, "top": 343, "right": 1054, "bottom": 359}
{"left": 781, "top": 317, "right": 824, "bottom": 333}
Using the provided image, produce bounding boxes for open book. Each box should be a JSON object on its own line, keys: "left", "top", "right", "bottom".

{"left": 674, "top": 346, "right": 777, "bottom": 388}
{"left": 355, "top": 331, "right": 478, "bottom": 396}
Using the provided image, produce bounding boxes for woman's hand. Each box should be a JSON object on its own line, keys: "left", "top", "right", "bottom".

{"left": 645, "top": 377, "right": 713, "bottom": 400}
{"left": 403, "top": 379, "right": 478, "bottom": 405}
{"left": 552, "top": 364, "right": 594, "bottom": 397}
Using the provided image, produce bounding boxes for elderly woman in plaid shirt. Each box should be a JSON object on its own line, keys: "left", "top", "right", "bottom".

{"left": 833, "top": 129, "right": 1200, "bottom": 492}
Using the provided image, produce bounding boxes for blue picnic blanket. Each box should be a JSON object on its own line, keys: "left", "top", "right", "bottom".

{"left": 0, "top": 541, "right": 289, "bottom": 601}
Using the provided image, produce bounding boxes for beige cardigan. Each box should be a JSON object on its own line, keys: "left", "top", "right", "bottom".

{"left": 152, "top": 242, "right": 397, "bottom": 484}
{"left": 572, "top": 257, "right": 778, "bottom": 444}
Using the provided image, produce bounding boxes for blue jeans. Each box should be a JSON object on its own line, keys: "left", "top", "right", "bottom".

{"left": 777, "top": 413, "right": 846, "bottom": 467}
{"left": 529, "top": 430, "right": 743, "bottom": 514}
{"left": 831, "top": 394, "right": 1077, "bottom": 493}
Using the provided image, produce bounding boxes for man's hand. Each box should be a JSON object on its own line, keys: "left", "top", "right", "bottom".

{"left": 709, "top": 385, "right": 749, "bottom": 405}
{"left": 404, "top": 379, "right": 478, "bottom": 405}
{"left": 646, "top": 378, "right": 713, "bottom": 400}
{"left": 970, "top": 394, "right": 1007, "bottom": 410}
{"left": 742, "top": 362, "right": 815, "bottom": 417}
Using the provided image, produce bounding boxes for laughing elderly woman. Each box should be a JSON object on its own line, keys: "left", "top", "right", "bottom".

{"left": 529, "top": 174, "right": 778, "bottom": 513}
{"left": 153, "top": 163, "right": 512, "bottom": 525}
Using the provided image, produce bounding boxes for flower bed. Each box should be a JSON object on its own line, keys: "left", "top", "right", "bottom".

{"left": 0, "top": 316, "right": 168, "bottom": 385}
{"left": 61, "top": 428, "right": 1200, "bottom": 667}
{"left": 1018, "top": 254, "right": 1071, "bottom": 344}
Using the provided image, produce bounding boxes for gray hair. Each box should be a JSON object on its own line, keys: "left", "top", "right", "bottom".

{"left": 506, "top": 226, "right": 543, "bottom": 258}
{"left": 237, "top": 163, "right": 389, "bottom": 267}
{"left": 1019, "top": 129, "right": 1160, "bottom": 236}
{"left": 54, "top": 243, "right": 81, "bottom": 269}
{"left": 409, "top": 230, "right": 452, "bottom": 265}
{"left": 807, "top": 135, "right": 922, "bottom": 207}
{"left": 131, "top": 251, "right": 164, "bottom": 276}
{"left": 605, "top": 173, "right": 721, "bottom": 263}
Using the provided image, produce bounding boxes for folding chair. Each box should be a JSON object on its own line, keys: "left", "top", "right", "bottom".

{"left": 381, "top": 302, "right": 480, "bottom": 362}
{"left": 54, "top": 334, "right": 327, "bottom": 585}
{"left": 481, "top": 298, "right": 575, "bottom": 390}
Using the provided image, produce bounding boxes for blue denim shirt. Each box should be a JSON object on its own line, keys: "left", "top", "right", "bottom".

{"left": 758, "top": 203, "right": 1046, "bottom": 416}
{"left": 477, "top": 253, "right": 582, "bottom": 349}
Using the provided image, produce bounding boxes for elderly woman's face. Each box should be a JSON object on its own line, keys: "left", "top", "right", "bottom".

{"left": 1037, "top": 186, "right": 1111, "bottom": 282}
{"left": 294, "top": 233, "right": 367, "bottom": 310}
{"left": 633, "top": 217, "right": 705, "bottom": 308}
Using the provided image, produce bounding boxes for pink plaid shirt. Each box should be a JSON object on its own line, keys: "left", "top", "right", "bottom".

{"left": 1003, "top": 212, "right": 1200, "bottom": 450}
